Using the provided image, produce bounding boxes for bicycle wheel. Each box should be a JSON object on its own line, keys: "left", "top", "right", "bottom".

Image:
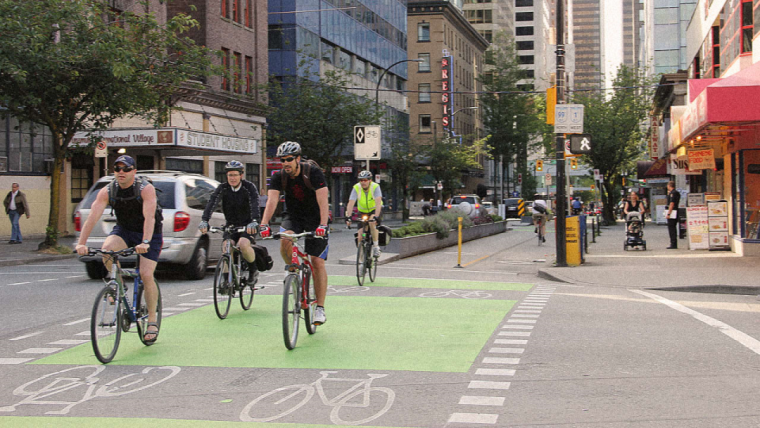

{"left": 213, "top": 256, "right": 233, "bottom": 319}
{"left": 303, "top": 268, "right": 317, "bottom": 335}
{"left": 136, "top": 280, "right": 162, "bottom": 346}
{"left": 355, "top": 241, "right": 366, "bottom": 286}
{"left": 282, "top": 274, "right": 300, "bottom": 350}
{"left": 91, "top": 286, "right": 122, "bottom": 364}
{"left": 240, "top": 263, "right": 255, "bottom": 310}
{"left": 368, "top": 243, "right": 378, "bottom": 283}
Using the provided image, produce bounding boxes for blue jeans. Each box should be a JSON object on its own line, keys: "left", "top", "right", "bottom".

{"left": 8, "top": 210, "right": 21, "bottom": 242}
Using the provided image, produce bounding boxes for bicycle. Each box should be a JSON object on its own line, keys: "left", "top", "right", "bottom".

{"left": 88, "top": 247, "right": 162, "bottom": 364}
{"left": 240, "top": 371, "right": 395, "bottom": 425}
{"left": 349, "top": 215, "right": 378, "bottom": 286}
{"left": 534, "top": 214, "right": 545, "bottom": 246}
{"left": 264, "top": 231, "right": 322, "bottom": 350}
{"left": 209, "top": 225, "right": 260, "bottom": 319}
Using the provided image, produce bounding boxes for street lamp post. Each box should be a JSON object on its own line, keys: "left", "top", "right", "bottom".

{"left": 375, "top": 59, "right": 422, "bottom": 106}
{"left": 449, "top": 106, "right": 479, "bottom": 137}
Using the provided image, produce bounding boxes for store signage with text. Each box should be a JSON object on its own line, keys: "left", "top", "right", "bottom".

{"left": 441, "top": 52, "right": 453, "bottom": 130}
{"left": 687, "top": 148, "right": 715, "bottom": 170}
{"left": 331, "top": 166, "right": 353, "bottom": 174}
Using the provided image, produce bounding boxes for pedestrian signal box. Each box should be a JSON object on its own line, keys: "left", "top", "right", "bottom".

{"left": 536, "top": 160, "right": 543, "bottom": 172}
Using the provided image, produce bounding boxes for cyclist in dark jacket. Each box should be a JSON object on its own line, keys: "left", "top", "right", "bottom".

{"left": 199, "top": 160, "right": 260, "bottom": 284}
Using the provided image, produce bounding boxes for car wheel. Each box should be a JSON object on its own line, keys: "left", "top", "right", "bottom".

{"left": 85, "top": 261, "right": 108, "bottom": 280}
{"left": 185, "top": 242, "right": 208, "bottom": 280}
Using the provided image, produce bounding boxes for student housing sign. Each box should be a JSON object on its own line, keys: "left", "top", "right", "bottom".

{"left": 72, "top": 128, "right": 258, "bottom": 154}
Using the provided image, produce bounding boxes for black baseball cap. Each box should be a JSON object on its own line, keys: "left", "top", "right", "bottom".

{"left": 114, "top": 155, "right": 136, "bottom": 168}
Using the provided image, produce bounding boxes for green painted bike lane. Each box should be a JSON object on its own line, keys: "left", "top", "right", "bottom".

{"left": 2, "top": 276, "right": 535, "bottom": 427}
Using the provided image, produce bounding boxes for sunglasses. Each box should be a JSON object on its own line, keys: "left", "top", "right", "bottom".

{"left": 114, "top": 165, "right": 135, "bottom": 173}
{"left": 280, "top": 157, "right": 296, "bottom": 163}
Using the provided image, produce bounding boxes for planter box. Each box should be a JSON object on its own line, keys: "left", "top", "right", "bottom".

{"left": 385, "top": 221, "right": 507, "bottom": 259}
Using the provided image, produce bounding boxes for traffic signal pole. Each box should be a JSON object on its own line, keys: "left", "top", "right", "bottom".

{"left": 555, "top": 0, "right": 567, "bottom": 267}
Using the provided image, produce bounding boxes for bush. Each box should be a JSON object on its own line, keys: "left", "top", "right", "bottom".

{"left": 490, "top": 214, "right": 503, "bottom": 222}
{"left": 392, "top": 211, "right": 475, "bottom": 239}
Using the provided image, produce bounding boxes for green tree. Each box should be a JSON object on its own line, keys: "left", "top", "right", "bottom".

{"left": 426, "top": 136, "right": 489, "bottom": 201}
{"left": 0, "top": 0, "right": 221, "bottom": 248}
{"left": 266, "top": 62, "right": 384, "bottom": 175}
{"left": 571, "top": 65, "right": 655, "bottom": 223}
{"left": 388, "top": 137, "right": 426, "bottom": 221}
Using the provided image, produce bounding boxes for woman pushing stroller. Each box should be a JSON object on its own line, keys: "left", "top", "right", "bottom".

{"left": 623, "top": 191, "right": 646, "bottom": 251}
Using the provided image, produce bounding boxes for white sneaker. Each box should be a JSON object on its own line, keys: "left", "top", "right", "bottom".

{"left": 313, "top": 306, "right": 326, "bottom": 325}
{"left": 372, "top": 246, "right": 381, "bottom": 258}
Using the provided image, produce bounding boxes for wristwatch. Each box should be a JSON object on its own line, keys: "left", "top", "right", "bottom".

{"left": 142, "top": 239, "right": 150, "bottom": 245}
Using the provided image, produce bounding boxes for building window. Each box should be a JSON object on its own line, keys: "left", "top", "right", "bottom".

{"left": 518, "top": 55, "right": 534, "bottom": 65}
{"left": 321, "top": 41, "right": 333, "bottom": 64}
{"left": 516, "top": 12, "right": 533, "bottom": 22}
{"left": 233, "top": 52, "right": 242, "bottom": 93}
{"left": 516, "top": 41, "right": 534, "bottom": 50}
{"left": 516, "top": 26, "right": 534, "bottom": 36}
{"left": 245, "top": 56, "right": 253, "bottom": 95}
{"left": 479, "top": 30, "right": 492, "bottom": 43}
{"left": 418, "top": 23, "right": 430, "bottom": 42}
{"left": 466, "top": 10, "right": 492, "bottom": 24}
{"left": 712, "top": 26, "right": 720, "bottom": 77}
{"left": 418, "top": 53, "right": 431, "bottom": 72}
{"left": 233, "top": 0, "right": 240, "bottom": 23}
{"left": 246, "top": 163, "right": 260, "bottom": 189}
{"left": 215, "top": 161, "right": 227, "bottom": 183}
{"left": 741, "top": 0, "right": 753, "bottom": 53}
{"left": 396, "top": 78, "right": 405, "bottom": 92}
{"left": 515, "top": 0, "right": 533, "bottom": 6}
{"left": 244, "top": 0, "right": 252, "bottom": 27}
{"left": 354, "top": 58, "right": 366, "bottom": 78}
{"left": 521, "top": 69, "right": 535, "bottom": 79}
{"left": 418, "top": 83, "right": 431, "bottom": 103}
{"left": 338, "top": 49, "right": 351, "bottom": 70}
{"left": 166, "top": 158, "right": 203, "bottom": 174}
{"left": 221, "top": 0, "right": 228, "bottom": 19}
{"left": 221, "top": 48, "right": 230, "bottom": 91}
{"left": 419, "top": 115, "right": 431, "bottom": 133}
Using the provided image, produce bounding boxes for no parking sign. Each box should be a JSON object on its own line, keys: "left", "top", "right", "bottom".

{"left": 95, "top": 141, "right": 107, "bottom": 158}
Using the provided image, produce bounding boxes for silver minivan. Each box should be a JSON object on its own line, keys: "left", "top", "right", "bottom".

{"left": 74, "top": 171, "right": 227, "bottom": 280}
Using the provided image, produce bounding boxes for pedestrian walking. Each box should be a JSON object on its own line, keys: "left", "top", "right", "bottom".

{"left": 666, "top": 181, "right": 680, "bottom": 249}
{"left": 3, "top": 183, "right": 30, "bottom": 244}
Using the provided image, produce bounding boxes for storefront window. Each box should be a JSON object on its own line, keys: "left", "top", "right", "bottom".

{"left": 739, "top": 150, "right": 760, "bottom": 239}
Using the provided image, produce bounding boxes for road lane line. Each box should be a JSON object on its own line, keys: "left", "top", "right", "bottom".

{"left": 482, "top": 357, "right": 520, "bottom": 364}
{"left": 448, "top": 413, "right": 498, "bottom": 424}
{"left": 38, "top": 279, "right": 57, "bottom": 282}
{"left": 494, "top": 339, "right": 527, "bottom": 345}
{"left": 7, "top": 282, "right": 30, "bottom": 286}
{"left": 178, "top": 292, "right": 196, "bottom": 297}
{"left": 74, "top": 331, "right": 90, "bottom": 336}
{"left": 49, "top": 339, "right": 89, "bottom": 345}
{"left": 498, "top": 331, "right": 531, "bottom": 337}
{"left": 0, "top": 358, "right": 34, "bottom": 364}
{"left": 502, "top": 325, "right": 533, "bottom": 330}
{"left": 163, "top": 307, "right": 190, "bottom": 311}
{"left": 9, "top": 332, "right": 42, "bottom": 341}
{"left": 459, "top": 396, "right": 506, "bottom": 406}
{"left": 632, "top": 289, "right": 760, "bottom": 356}
{"left": 507, "top": 319, "right": 537, "bottom": 324}
{"left": 514, "top": 310, "right": 541, "bottom": 314}
{"left": 17, "top": 348, "right": 62, "bottom": 354}
{"left": 178, "top": 303, "right": 205, "bottom": 307}
{"left": 468, "top": 380, "right": 511, "bottom": 390}
{"left": 475, "top": 368, "right": 516, "bottom": 376}
{"left": 511, "top": 314, "right": 539, "bottom": 318}
{"left": 489, "top": 348, "right": 524, "bottom": 354}
{"left": 66, "top": 275, "right": 85, "bottom": 279}
{"left": 64, "top": 318, "right": 89, "bottom": 326}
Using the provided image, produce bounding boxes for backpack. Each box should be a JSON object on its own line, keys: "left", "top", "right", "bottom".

{"left": 533, "top": 204, "right": 546, "bottom": 214}
{"left": 281, "top": 159, "right": 320, "bottom": 191}
{"left": 108, "top": 176, "right": 162, "bottom": 217}
{"left": 252, "top": 244, "right": 274, "bottom": 271}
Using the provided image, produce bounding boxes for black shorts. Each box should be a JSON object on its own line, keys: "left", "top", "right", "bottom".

{"left": 227, "top": 227, "right": 256, "bottom": 244}
{"left": 109, "top": 225, "right": 162, "bottom": 262}
{"left": 280, "top": 217, "right": 329, "bottom": 260}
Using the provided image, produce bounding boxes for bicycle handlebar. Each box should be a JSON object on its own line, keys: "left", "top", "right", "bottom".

{"left": 264, "top": 231, "right": 324, "bottom": 241}
{"left": 209, "top": 225, "right": 247, "bottom": 234}
{"left": 87, "top": 247, "right": 136, "bottom": 257}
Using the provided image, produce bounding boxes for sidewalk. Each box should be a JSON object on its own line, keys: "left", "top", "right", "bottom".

{"left": 0, "top": 235, "right": 78, "bottom": 268}
{"left": 538, "top": 219, "right": 759, "bottom": 294}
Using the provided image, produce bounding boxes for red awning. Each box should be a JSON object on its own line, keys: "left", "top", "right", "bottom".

{"left": 678, "top": 61, "right": 760, "bottom": 142}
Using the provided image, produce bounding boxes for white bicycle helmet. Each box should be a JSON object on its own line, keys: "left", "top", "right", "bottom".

{"left": 276, "top": 141, "right": 302, "bottom": 157}
{"left": 357, "top": 170, "right": 372, "bottom": 180}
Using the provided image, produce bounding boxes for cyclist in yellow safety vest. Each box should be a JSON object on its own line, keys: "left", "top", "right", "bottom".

{"left": 344, "top": 170, "right": 383, "bottom": 257}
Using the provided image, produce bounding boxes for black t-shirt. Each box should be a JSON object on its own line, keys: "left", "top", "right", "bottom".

{"left": 270, "top": 163, "right": 327, "bottom": 225}
{"left": 202, "top": 180, "right": 260, "bottom": 226}
{"left": 110, "top": 179, "right": 163, "bottom": 234}
{"left": 667, "top": 189, "right": 681, "bottom": 216}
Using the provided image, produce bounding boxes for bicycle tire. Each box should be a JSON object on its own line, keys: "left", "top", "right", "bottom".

{"left": 282, "top": 274, "right": 300, "bottom": 350}
{"left": 368, "top": 241, "right": 378, "bottom": 283}
{"left": 136, "top": 280, "right": 162, "bottom": 346}
{"left": 240, "top": 384, "right": 314, "bottom": 422}
{"left": 213, "top": 256, "right": 233, "bottom": 319}
{"left": 91, "top": 286, "right": 122, "bottom": 364}
{"left": 303, "top": 267, "right": 317, "bottom": 335}
{"left": 240, "top": 276, "right": 255, "bottom": 310}
{"left": 355, "top": 240, "right": 366, "bottom": 286}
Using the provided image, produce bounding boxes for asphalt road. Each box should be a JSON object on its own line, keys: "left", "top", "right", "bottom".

{"left": 1, "top": 222, "right": 759, "bottom": 427}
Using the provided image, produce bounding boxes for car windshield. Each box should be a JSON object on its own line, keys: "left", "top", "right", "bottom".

{"left": 450, "top": 196, "right": 476, "bottom": 205}
{"left": 79, "top": 180, "right": 176, "bottom": 209}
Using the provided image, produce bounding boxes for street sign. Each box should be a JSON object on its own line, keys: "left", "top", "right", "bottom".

{"left": 554, "top": 104, "right": 584, "bottom": 134}
{"left": 545, "top": 173, "right": 552, "bottom": 186}
{"left": 354, "top": 125, "right": 381, "bottom": 160}
{"left": 95, "top": 140, "right": 107, "bottom": 158}
{"left": 512, "top": 191, "right": 519, "bottom": 197}
{"left": 436, "top": 182, "right": 443, "bottom": 191}
{"left": 569, "top": 134, "right": 592, "bottom": 154}
{"left": 593, "top": 169, "right": 600, "bottom": 181}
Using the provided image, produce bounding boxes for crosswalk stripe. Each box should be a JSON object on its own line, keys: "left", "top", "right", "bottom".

{"left": 507, "top": 319, "right": 537, "bottom": 324}
{"left": 48, "top": 339, "right": 88, "bottom": 345}
{"left": 459, "top": 396, "right": 506, "bottom": 406}
{"left": 489, "top": 347, "right": 524, "bottom": 354}
{"left": 448, "top": 413, "right": 498, "bottom": 424}
{"left": 17, "top": 348, "right": 62, "bottom": 354}
{"left": 0, "top": 358, "right": 34, "bottom": 364}
{"left": 498, "top": 331, "right": 531, "bottom": 337}
{"left": 502, "top": 325, "right": 533, "bottom": 330}
{"left": 468, "top": 380, "right": 510, "bottom": 390}
{"left": 482, "top": 357, "right": 520, "bottom": 364}
{"left": 475, "top": 368, "right": 515, "bottom": 376}
{"left": 494, "top": 339, "right": 527, "bottom": 345}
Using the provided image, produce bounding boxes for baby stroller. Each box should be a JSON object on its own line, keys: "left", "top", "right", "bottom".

{"left": 624, "top": 212, "right": 646, "bottom": 251}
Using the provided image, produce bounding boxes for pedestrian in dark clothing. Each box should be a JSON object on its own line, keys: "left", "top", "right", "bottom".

{"left": 3, "top": 183, "right": 30, "bottom": 244}
{"left": 666, "top": 181, "right": 680, "bottom": 249}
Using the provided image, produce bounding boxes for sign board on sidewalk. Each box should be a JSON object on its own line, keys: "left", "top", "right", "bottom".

{"left": 554, "top": 104, "right": 584, "bottom": 134}
{"left": 354, "top": 126, "right": 381, "bottom": 160}
{"left": 95, "top": 140, "right": 107, "bottom": 158}
{"left": 686, "top": 206, "right": 709, "bottom": 250}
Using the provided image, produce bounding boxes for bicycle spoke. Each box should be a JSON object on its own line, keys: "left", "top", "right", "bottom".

{"left": 91, "top": 286, "right": 121, "bottom": 364}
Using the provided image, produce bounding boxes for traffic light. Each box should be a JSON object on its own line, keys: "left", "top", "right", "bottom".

{"left": 591, "top": 184, "right": 595, "bottom": 190}
{"left": 517, "top": 173, "right": 523, "bottom": 185}
{"left": 536, "top": 160, "right": 543, "bottom": 172}
{"left": 622, "top": 177, "right": 626, "bottom": 186}
{"left": 570, "top": 158, "right": 578, "bottom": 170}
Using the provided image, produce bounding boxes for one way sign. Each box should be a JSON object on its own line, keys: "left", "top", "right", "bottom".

{"left": 569, "top": 134, "right": 592, "bottom": 154}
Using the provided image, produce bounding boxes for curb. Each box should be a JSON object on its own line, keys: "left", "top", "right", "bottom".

{"left": 0, "top": 253, "right": 78, "bottom": 268}
{"left": 536, "top": 269, "right": 572, "bottom": 284}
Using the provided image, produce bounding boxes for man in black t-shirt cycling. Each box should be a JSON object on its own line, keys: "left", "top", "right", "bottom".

{"left": 260, "top": 141, "right": 330, "bottom": 325}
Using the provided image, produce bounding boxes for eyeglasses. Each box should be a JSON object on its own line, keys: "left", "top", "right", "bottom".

{"left": 280, "top": 157, "right": 296, "bottom": 163}
{"left": 359, "top": 179, "right": 370, "bottom": 182}
{"left": 114, "top": 166, "right": 135, "bottom": 173}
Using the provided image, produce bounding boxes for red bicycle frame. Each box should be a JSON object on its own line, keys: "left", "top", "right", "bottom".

{"left": 287, "top": 239, "right": 313, "bottom": 308}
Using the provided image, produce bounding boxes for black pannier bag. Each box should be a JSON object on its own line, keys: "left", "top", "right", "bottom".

{"left": 252, "top": 244, "right": 274, "bottom": 271}
{"left": 377, "top": 225, "right": 392, "bottom": 246}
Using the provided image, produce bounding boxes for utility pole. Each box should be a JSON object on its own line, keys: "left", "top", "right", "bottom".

{"left": 555, "top": 0, "right": 567, "bottom": 267}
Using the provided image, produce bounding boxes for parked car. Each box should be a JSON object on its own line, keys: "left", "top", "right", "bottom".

{"left": 503, "top": 198, "right": 524, "bottom": 218}
{"left": 446, "top": 194, "right": 488, "bottom": 219}
{"left": 482, "top": 201, "right": 497, "bottom": 216}
{"left": 74, "top": 171, "right": 227, "bottom": 280}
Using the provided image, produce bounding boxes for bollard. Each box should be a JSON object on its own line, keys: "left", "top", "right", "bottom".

{"left": 455, "top": 217, "right": 463, "bottom": 268}
{"left": 592, "top": 217, "right": 596, "bottom": 243}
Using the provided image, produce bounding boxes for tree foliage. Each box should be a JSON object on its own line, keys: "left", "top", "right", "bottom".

{"left": 266, "top": 61, "right": 384, "bottom": 174}
{"left": 0, "top": 0, "right": 221, "bottom": 247}
{"left": 426, "top": 136, "right": 489, "bottom": 200}
{"left": 571, "top": 65, "right": 655, "bottom": 223}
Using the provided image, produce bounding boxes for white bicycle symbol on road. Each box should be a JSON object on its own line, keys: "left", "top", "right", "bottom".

{"left": 328, "top": 285, "right": 370, "bottom": 293}
{"left": 418, "top": 289, "right": 492, "bottom": 299}
{"left": 240, "top": 371, "right": 395, "bottom": 425}
{"left": 0, "top": 365, "right": 180, "bottom": 415}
